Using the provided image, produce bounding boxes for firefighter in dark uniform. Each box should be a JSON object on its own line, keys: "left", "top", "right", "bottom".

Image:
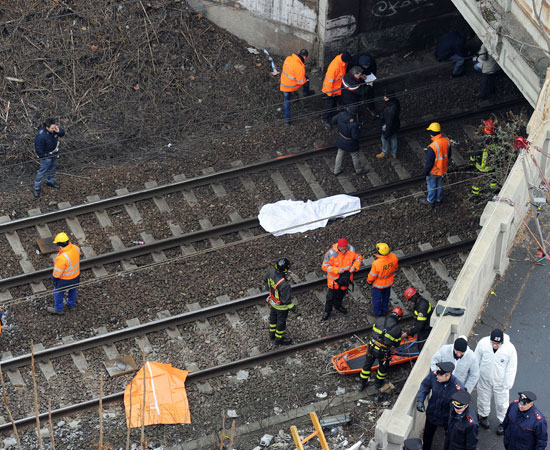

{"left": 357, "top": 307, "right": 403, "bottom": 391}
{"left": 402, "top": 287, "right": 432, "bottom": 351}
{"left": 470, "top": 118, "right": 499, "bottom": 197}
{"left": 417, "top": 361, "right": 465, "bottom": 450}
{"left": 503, "top": 391, "right": 548, "bottom": 450}
{"left": 403, "top": 438, "right": 423, "bottom": 450}
{"left": 264, "top": 258, "right": 295, "bottom": 346}
{"left": 444, "top": 390, "right": 479, "bottom": 450}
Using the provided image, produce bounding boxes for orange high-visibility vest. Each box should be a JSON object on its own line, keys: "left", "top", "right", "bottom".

{"left": 322, "top": 54, "right": 347, "bottom": 97}
{"left": 429, "top": 134, "right": 450, "bottom": 176}
{"left": 322, "top": 243, "right": 363, "bottom": 289}
{"left": 367, "top": 253, "right": 398, "bottom": 289}
{"left": 53, "top": 242, "right": 81, "bottom": 280}
{"left": 280, "top": 54, "right": 307, "bottom": 92}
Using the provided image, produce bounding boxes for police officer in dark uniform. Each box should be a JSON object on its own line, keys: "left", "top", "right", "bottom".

{"left": 403, "top": 438, "right": 423, "bottom": 450}
{"left": 357, "top": 307, "right": 403, "bottom": 391}
{"left": 331, "top": 104, "right": 366, "bottom": 176}
{"left": 502, "top": 391, "right": 548, "bottom": 450}
{"left": 417, "top": 361, "right": 465, "bottom": 450}
{"left": 264, "top": 258, "right": 295, "bottom": 346}
{"left": 402, "top": 287, "right": 432, "bottom": 350}
{"left": 444, "top": 390, "right": 479, "bottom": 450}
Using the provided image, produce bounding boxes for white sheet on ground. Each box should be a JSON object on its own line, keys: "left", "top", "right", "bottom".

{"left": 258, "top": 194, "right": 361, "bottom": 236}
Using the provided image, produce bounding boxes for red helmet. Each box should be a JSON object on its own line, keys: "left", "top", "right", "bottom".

{"left": 404, "top": 287, "right": 417, "bottom": 301}
{"left": 391, "top": 307, "right": 403, "bottom": 319}
{"left": 483, "top": 119, "right": 495, "bottom": 135}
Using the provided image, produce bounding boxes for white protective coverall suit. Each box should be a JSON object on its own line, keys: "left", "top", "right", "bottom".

{"left": 430, "top": 343, "right": 480, "bottom": 392}
{"left": 474, "top": 333, "right": 517, "bottom": 422}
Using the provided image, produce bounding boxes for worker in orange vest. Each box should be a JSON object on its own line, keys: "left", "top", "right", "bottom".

{"left": 367, "top": 242, "right": 398, "bottom": 316}
{"left": 48, "top": 232, "right": 81, "bottom": 315}
{"left": 321, "top": 51, "right": 351, "bottom": 128}
{"left": 321, "top": 238, "right": 363, "bottom": 321}
{"left": 420, "top": 122, "right": 452, "bottom": 206}
{"left": 280, "top": 49, "right": 315, "bottom": 125}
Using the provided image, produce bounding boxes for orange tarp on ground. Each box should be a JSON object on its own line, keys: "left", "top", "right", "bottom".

{"left": 124, "top": 361, "right": 191, "bottom": 428}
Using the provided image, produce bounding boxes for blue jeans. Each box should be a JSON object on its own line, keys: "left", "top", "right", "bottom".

{"left": 448, "top": 54, "right": 464, "bottom": 76}
{"left": 34, "top": 156, "right": 57, "bottom": 192}
{"left": 283, "top": 81, "right": 311, "bottom": 123}
{"left": 372, "top": 287, "right": 391, "bottom": 316}
{"left": 381, "top": 134, "right": 398, "bottom": 157}
{"left": 426, "top": 174, "right": 443, "bottom": 203}
{"left": 53, "top": 276, "right": 79, "bottom": 312}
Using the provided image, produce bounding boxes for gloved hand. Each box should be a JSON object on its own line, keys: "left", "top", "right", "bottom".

{"left": 416, "top": 401, "right": 425, "bottom": 413}
{"left": 51, "top": 276, "right": 58, "bottom": 289}
{"left": 290, "top": 305, "right": 298, "bottom": 313}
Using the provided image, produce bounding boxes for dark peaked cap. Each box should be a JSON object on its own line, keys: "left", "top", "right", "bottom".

{"left": 452, "top": 390, "right": 471, "bottom": 406}
{"left": 519, "top": 391, "right": 537, "bottom": 402}
{"left": 436, "top": 361, "right": 455, "bottom": 373}
{"left": 403, "top": 437, "right": 423, "bottom": 450}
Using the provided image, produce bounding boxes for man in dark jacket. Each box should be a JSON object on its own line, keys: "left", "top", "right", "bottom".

{"left": 417, "top": 361, "right": 465, "bottom": 450}
{"left": 377, "top": 91, "right": 401, "bottom": 159}
{"left": 401, "top": 286, "right": 432, "bottom": 351}
{"left": 350, "top": 53, "right": 378, "bottom": 116}
{"left": 331, "top": 104, "right": 366, "bottom": 176}
{"left": 444, "top": 390, "right": 479, "bottom": 450}
{"left": 264, "top": 258, "right": 295, "bottom": 346}
{"left": 503, "top": 391, "right": 548, "bottom": 450}
{"left": 358, "top": 307, "right": 403, "bottom": 390}
{"left": 435, "top": 31, "right": 466, "bottom": 77}
{"left": 34, "top": 118, "right": 65, "bottom": 198}
{"left": 340, "top": 66, "right": 365, "bottom": 107}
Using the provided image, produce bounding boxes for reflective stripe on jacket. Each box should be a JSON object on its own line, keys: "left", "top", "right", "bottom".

{"left": 321, "top": 243, "right": 363, "bottom": 289}
{"left": 264, "top": 267, "right": 294, "bottom": 311}
{"left": 367, "top": 253, "right": 398, "bottom": 289}
{"left": 429, "top": 134, "right": 451, "bottom": 176}
{"left": 371, "top": 316, "right": 401, "bottom": 349}
{"left": 322, "top": 54, "right": 347, "bottom": 96}
{"left": 53, "top": 242, "right": 81, "bottom": 280}
{"left": 280, "top": 53, "right": 306, "bottom": 92}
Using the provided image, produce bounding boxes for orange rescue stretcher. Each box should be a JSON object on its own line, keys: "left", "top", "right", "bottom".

{"left": 332, "top": 335, "right": 420, "bottom": 375}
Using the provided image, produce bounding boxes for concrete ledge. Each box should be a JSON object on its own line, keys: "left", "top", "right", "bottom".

{"left": 372, "top": 70, "right": 550, "bottom": 449}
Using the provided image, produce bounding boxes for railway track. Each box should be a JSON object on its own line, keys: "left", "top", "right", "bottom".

{"left": 0, "top": 98, "right": 523, "bottom": 299}
{"left": 0, "top": 238, "right": 472, "bottom": 432}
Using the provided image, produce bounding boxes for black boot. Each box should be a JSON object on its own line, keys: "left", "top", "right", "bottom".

{"left": 357, "top": 379, "right": 368, "bottom": 391}
{"left": 335, "top": 306, "right": 347, "bottom": 314}
{"left": 321, "top": 312, "right": 330, "bottom": 321}
{"left": 496, "top": 423, "right": 504, "bottom": 435}
{"left": 478, "top": 415, "right": 490, "bottom": 429}
{"left": 275, "top": 337, "right": 293, "bottom": 346}
{"left": 269, "top": 332, "right": 275, "bottom": 341}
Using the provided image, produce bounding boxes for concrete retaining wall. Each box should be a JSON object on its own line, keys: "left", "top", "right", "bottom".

{"left": 371, "top": 69, "right": 550, "bottom": 450}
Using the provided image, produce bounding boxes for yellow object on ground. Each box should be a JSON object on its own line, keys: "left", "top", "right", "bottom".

{"left": 290, "top": 411, "right": 329, "bottom": 450}
{"left": 124, "top": 361, "right": 191, "bottom": 428}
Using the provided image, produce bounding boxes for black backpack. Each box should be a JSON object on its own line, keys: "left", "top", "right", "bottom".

{"left": 336, "top": 271, "right": 353, "bottom": 290}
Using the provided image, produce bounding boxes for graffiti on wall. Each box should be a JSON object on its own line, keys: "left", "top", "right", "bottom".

{"left": 372, "top": 0, "right": 435, "bottom": 17}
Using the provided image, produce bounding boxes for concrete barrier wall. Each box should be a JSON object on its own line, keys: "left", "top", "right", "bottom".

{"left": 371, "top": 69, "right": 550, "bottom": 450}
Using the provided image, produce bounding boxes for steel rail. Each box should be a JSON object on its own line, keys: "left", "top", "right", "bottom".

{"left": 0, "top": 238, "right": 474, "bottom": 372}
{"left": 0, "top": 98, "right": 525, "bottom": 235}
{"left": 0, "top": 316, "right": 416, "bottom": 432}
{"left": 0, "top": 165, "right": 474, "bottom": 291}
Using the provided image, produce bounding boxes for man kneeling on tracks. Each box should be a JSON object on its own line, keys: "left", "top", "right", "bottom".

{"left": 264, "top": 258, "right": 295, "bottom": 346}
{"left": 401, "top": 287, "right": 433, "bottom": 351}
{"left": 357, "top": 307, "right": 403, "bottom": 391}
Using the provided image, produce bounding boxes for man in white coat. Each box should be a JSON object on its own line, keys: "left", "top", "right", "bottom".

{"left": 475, "top": 328, "right": 517, "bottom": 435}
{"left": 431, "top": 336, "right": 480, "bottom": 392}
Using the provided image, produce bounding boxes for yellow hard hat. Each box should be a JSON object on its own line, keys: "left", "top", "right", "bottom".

{"left": 376, "top": 242, "right": 390, "bottom": 256}
{"left": 426, "top": 122, "right": 441, "bottom": 133}
{"left": 53, "top": 232, "right": 69, "bottom": 244}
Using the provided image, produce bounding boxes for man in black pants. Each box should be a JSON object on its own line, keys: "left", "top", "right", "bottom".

{"left": 417, "top": 362, "right": 465, "bottom": 450}
{"left": 401, "top": 286, "right": 433, "bottom": 350}
{"left": 264, "top": 258, "right": 295, "bottom": 345}
{"left": 358, "top": 307, "right": 403, "bottom": 390}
